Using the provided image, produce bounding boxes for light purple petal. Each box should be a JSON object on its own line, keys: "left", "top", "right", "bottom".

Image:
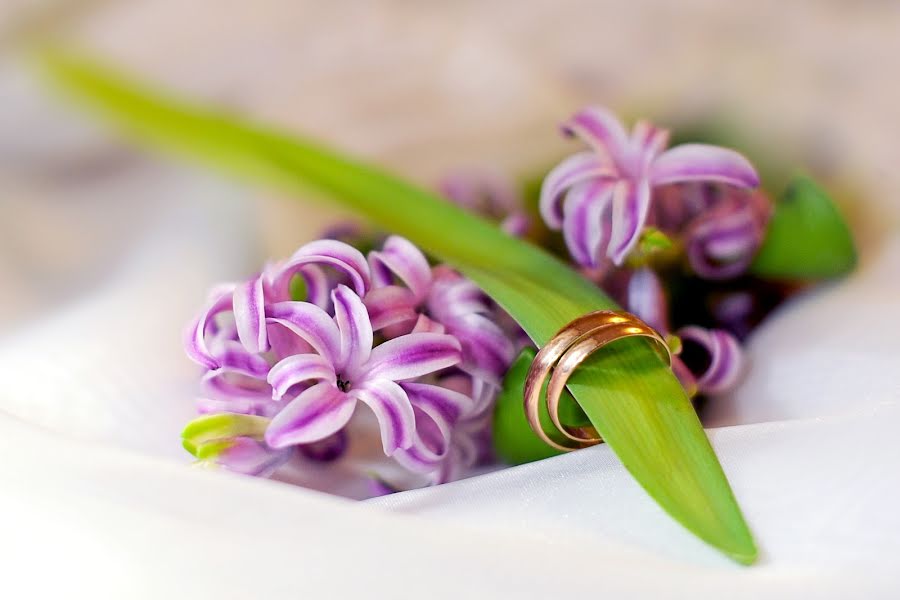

{"left": 363, "top": 285, "right": 419, "bottom": 331}
{"left": 214, "top": 437, "right": 292, "bottom": 477}
{"left": 268, "top": 354, "right": 337, "bottom": 400}
{"left": 265, "top": 301, "right": 341, "bottom": 364}
{"left": 560, "top": 106, "right": 630, "bottom": 165}
{"left": 539, "top": 152, "right": 614, "bottom": 229}
{"left": 562, "top": 179, "right": 614, "bottom": 267}
{"left": 627, "top": 267, "right": 669, "bottom": 334}
{"left": 233, "top": 275, "right": 268, "bottom": 353}
{"left": 630, "top": 120, "right": 670, "bottom": 169}
{"left": 368, "top": 236, "right": 432, "bottom": 302}
{"left": 184, "top": 285, "right": 235, "bottom": 369}
{"left": 410, "top": 314, "right": 445, "bottom": 334}
{"left": 332, "top": 285, "right": 373, "bottom": 373}
{"left": 270, "top": 239, "right": 371, "bottom": 304}
{"left": 445, "top": 312, "right": 515, "bottom": 385}
{"left": 401, "top": 382, "right": 472, "bottom": 433}
{"left": 298, "top": 430, "right": 348, "bottom": 462}
{"left": 265, "top": 382, "right": 356, "bottom": 449}
{"left": 677, "top": 326, "right": 744, "bottom": 394}
{"left": 608, "top": 179, "right": 652, "bottom": 265}
{"left": 651, "top": 144, "right": 759, "bottom": 188}
{"left": 201, "top": 369, "right": 272, "bottom": 403}
{"left": 363, "top": 333, "right": 461, "bottom": 382}
{"left": 500, "top": 212, "right": 530, "bottom": 237}
{"left": 686, "top": 197, "right": 767, "bottom": 280}
{"left": 352, "top": 379, "right": 416, "bottom": 454}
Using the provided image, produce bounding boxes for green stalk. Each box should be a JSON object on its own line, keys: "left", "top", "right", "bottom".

{"left": 38, "top": 50, "right": 756, "bottom": 563}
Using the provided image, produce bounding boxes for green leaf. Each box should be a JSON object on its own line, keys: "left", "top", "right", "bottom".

{"left": 751, "top": 175, "right": 856, "bottom": 279}
{"left": 40, "top": 50, "right": 757, "bottom": 564}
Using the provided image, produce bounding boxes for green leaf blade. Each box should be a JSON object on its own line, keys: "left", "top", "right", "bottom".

{"left": 40, "top": 50, "right": 756, "bottom": 564}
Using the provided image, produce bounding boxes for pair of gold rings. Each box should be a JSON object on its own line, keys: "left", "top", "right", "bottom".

{"left": 523, "top": 310, "right": 672, "bottom": 452}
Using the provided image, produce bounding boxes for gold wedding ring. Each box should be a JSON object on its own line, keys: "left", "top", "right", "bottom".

{"left": 523, "top": 310, "right": 672, "bottom": 452}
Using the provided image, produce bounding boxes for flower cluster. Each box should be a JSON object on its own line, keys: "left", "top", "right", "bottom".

{"left": 183, "top": 105, "right": 772, "bottom": 492}
{"left": 184, "top": 236, "right": 514, "bottom": 485}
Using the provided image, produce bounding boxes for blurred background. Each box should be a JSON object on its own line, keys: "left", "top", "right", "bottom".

{"left": 1, "top": 0, "right": 898, "bottom": 456}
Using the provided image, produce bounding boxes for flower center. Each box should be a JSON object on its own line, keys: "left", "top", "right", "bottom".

{"left": 336, "top": 375, "right": 351, "bottom": 393}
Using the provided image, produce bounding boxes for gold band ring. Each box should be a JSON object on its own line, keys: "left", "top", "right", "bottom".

{"left": 523, "top": 310, "right": 672, "bottom": 452}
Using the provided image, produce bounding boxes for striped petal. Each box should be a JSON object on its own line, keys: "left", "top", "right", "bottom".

{"left": 402, "top": 381, "right": 472, "bottom": 433}
{"left": 562, "top": 179, "right": 614, "bottom": 267}
{"left": 445, "top": 312, "right": 515, "bottom": 385}
{"left": 265, "top": 382, "right": 356, "bottom": 449}
{"left": 608, "top": 179, "right": 652, "bottom": 265}
{"left": 560, "top": 106, "right": 630, "bottom": 165}
{"left": 352, "top": 379, "right": 416, "bottom": 454}
{"left": 200, "top": 437, "right": 292, "bottom": 477}
{"left": 677, "top": 326, "right": 745, "bottom": 395}
{"left": 184, "top": 285, "right": 235, "bottom": 369}
{"left": 268, "top": 354, "right": 337, "bottom": 401}
{"left": 651, "top": 144, "right": 759, "bottom": 189}
{"left": 270, "top": 239, "right": 371, "bottom": 304}
{"left": 368, "top": 236, "right": 432, "bottom": 302}
{"left": 363, "top": 332, "right": 461, "bottom": 382}
{"left": 332, "top": 285, "right": 373, "bottom": 373}
{"left": 630, "top": 120, "right": 670, "bottom": 170}
{"left": 233, "top": 275, "right": 268, "bottom": 353}
{"left": 364, "top": 285, "right": 419, "bottom": 331}
{"left": 265, "top": 301, "right": 341, "bottom": 365}
{"left": 539, "top": 152, "right": 613, "bottom": 229}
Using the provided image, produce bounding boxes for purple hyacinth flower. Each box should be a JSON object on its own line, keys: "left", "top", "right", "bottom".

{"left": 677, "top": 325, "right": 745, "bottom": 395}
{"left": 439, "top": 169, "right": 531, "bottom": 237}
{"left": 685, "top": 189, "right": 771, "bottom": 280}
{"left": 197, "top": 437, "right": 292, "bottom": 477}
{"left": 364, "top": 237, "right": 516, "bottom": 386}
{"left": 540, "top": 106, "right": 759, "bottom": 267}
{"left": 264, "top": 285, "right": 462, "bottom": 456}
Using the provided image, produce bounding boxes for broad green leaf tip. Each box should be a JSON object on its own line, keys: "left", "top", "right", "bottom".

{"left": 38, "top": 48, "right": 757, "bottom": 565}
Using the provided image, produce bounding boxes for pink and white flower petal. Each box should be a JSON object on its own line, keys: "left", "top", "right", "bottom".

{"left": 410, "top": 314, "right": 445, "bottom": 335}
{"left": 677, "top": 326, "right": 745, "bottom": 395}
{"left": 233, "top": 275, "right": 268, "bottom": 353}
{"left": 630, "top": 120, "right": 670, "bottom": 170}
{"left": 364, "top": 286, "right": 419, "bottom": 331}
{"left": 608, "top": 179, "right": 652, "bottom": 265}
{"left": 332, "top": 285, "right": 374, "bottom": 373}
{"left": 363, "top": 333, "right": 462, "bottom": 382}
{"left": 264, "top": 382, "right": 356, "bottom": 449}
{"left": 198, "top": 437, "right": 292, "bottom": 477}
{"left": 184, "top": 285, "right": 235, "bottom": 369}
{"left": 352, "top": 379, "right": 416, "bottom": 455}
{"left": 447, "top": 313, "right": 515, "bottom": 384}
{"left": 401, "top": 382, "right": 472, "bottom": 434}
{"left": 651, "top": 144, "right": 759, "bottom": 189}
{"left": 268, "top": 354, "right": 337, "bottom": 401}
{"left": 562, "top": 179, "right": 614, "bottom": 268}
{"left": 270, "top": 239, "right": 371, "bottom": 302}
{"left": 540, "top": 152, "right": 615, "bottom": 229}
{"left": 368, "top": 236, "right": 432, "bottom": 302}
{"left": 560, "top": 106, "right": 630, "bottom": 164}
{"left": 265, "top": 301, "right": 341, "bottom": 365}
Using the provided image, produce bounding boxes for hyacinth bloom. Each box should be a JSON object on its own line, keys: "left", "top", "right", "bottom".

{"left": 264, "top": 285, "right": 463, "bottom": 454}
{"left": 540, "top": 106, "right": 760, "bottom": 267}
{"left": 365, "top": 236, "right": 516, "bottom": 385}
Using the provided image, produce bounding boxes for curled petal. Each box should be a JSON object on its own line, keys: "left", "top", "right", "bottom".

{"left": 233, "top": 275, "right": 268, "bottom": 353}
{"left": 270, "top": 239, "right": 371, "bottom": 304}
{"left": 369, "top": 236, "right": 432, "bottom": 302}
{"left": 363, "top": 332, "right": 461, "bottom": 382}
{"left": 562, "top": 179, "right": 613, "bottom": 268}
{"left": 265, "top": 301, "right": 341, "bottom": 365}
{"left": 200, "top": 437, "right": 292, "bottom": 477}
{"left": 608, "top": 179, "right": 652, "bottom": 265}
{"left": 265, "top": 382, "right": 355, "bottom": 449}
{"left": 392, "top": 411, "right": 448, "bottom": 475}
{"left": 364, "top": 286, "right": 419, "bottom": 331}
{"left": 268, "top": 354, "right": 337, "bottom": 401}
{"left": 627, "top": 267, "right": 669, "bottom": 334}
{"left": 686, "top": 196, "right": 768, "bottom": 280}
{"left": 401, "top": 382, "right": 472, "bottom": 433}
{"left": 333, "top": 285, "right": 374, "bottom": 373}
{"left": 630, "top": 120, "right": 670, "bottom": 170}
{"left": 446, "top": 313, "right": 515, "bottom": 385}
{"left": 560, "top": 106, "right": 630, "bottom": 164}
{"left": 200, "top": 340, "right": 272, "bottom": 403}
{"left": 651, "top": 144, "right": 759, "bottom": 189}
{"left": 184, "top": 285, "right": 235, "bottom": 369}
{"left": 352, "top": 379, "right": 416, "bottom": 454}
{"left": 677, "top": 326, "right": 745, "bottom": 395}
{"left": 539, "top": 152, "right": 613, "bottom": 229}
